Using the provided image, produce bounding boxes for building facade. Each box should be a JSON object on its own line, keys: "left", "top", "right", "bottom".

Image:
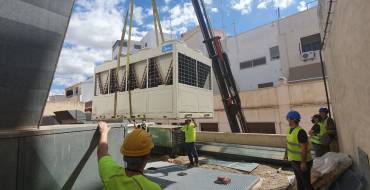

{"left": 65, "top": 78, "right": 94, "bottom": 103}
{"left": 112, "top": 30, "right": 172, "bottom": 60}
{"left": 173, "top": 7, "right": 327, "bottom": 133}
{"left": 182, "top": 7, "right": 323, "bottom": 92}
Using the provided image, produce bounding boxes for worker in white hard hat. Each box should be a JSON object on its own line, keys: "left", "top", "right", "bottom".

{"left": 181, "top": 118, "right": 199, "bottom": 167}
{"left": 97, "top": 121, "right": 161, "bottom": 190}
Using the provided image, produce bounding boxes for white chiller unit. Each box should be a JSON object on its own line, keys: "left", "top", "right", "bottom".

{"left": 92, "top": 41, "right": 214, "bottom": 120}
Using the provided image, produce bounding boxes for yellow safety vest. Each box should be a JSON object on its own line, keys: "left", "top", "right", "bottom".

{"left": 287, "top": 126, "right": 313, "bottom": 162}
{"left": 311, "top": 122, "right": 327, "bottom": 145}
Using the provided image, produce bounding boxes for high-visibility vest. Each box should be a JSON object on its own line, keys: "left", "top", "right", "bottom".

{"left": 287, "top": 126, "right": 313, "bottom": 161}
{"left": 311, "top": 122, "right": 327, "bottom": 145}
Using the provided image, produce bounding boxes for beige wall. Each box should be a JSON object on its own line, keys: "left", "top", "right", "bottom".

{"left": 183, "top": 79, "right": 326, "bottom": 134}
{"left": 318, "top": 0, "right": 370, "bottom": 183}
{"left": 43, "top": 96, "right": 85, "bottom": 116}
{"left": 197, "top": 132, "right": 286, "bottom": 148}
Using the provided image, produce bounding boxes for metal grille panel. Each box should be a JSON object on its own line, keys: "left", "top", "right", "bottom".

{"left": 178, "top": 53, "right": 197, "bottom": 87}
{"left": 197, "top": 61, "right": 211, "bottom": 89}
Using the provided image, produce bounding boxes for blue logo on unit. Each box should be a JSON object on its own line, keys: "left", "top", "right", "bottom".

{"left": 162, "top": 44, "right": 173, "bottom": 53}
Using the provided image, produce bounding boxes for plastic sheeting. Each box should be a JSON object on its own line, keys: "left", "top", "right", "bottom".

{"left": 311, "top": 152, "right": 352, "bottom": 189}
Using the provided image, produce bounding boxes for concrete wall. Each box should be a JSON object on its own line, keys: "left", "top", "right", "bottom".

{"left": 197, "top": 132, "right": 286, "bottom": 148}
{"left": 0, "top": 124, "right": 125, "bottom": 190}
{"left": 43, "top": 96, "right": 85, "bottom": 116}
{"left": 0, "top": 0, "right": 74, "bottom": 129}
{"left": 278, "top": 8, "right": 321, "bottom": 78}
{"left": 318, "top": 0, "right": 370, "bottom": 187}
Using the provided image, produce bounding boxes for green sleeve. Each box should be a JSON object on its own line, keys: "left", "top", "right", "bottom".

{"left": 180, "top": 126, "right": 186, "bottom": 131}
{"left": 98, "top": 155, "right": 123, "bottom": 185}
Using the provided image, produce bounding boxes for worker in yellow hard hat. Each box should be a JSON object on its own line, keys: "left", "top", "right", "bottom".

{"left": 97, "top": 121, "right": 161, "bottom": 190}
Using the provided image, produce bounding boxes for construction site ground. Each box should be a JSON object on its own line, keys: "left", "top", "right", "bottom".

{"left": 152, "top": 155, "right": 294, "bottom": 190}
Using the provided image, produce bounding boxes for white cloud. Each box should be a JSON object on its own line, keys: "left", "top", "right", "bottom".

{"left": 164, "top": 0, "right": 172, "bottom": 5}
{"left": 211, "top": 7, "right": 219, "bottom": 13}
{"left": 160, "top": 5, "right": 170, "bottom": 13}
{"left": 231, "top": 0, "right": 253, "bottom": 15}
{"left": 257, "top": 0, "right": 295, "bottom": 9}
{"left": 275, "top": 0, "right": 294, "bottom": 8}
{"left": 297, "top": 1, "right": 307, "bottom": 11}
{"left": 204, "top": 0, "right": 213, "bottom": 5}
{"left": 160, "top": 2, "right": 198, "bottom": 34}
{"left": 54, "top": 0, "right": 148, "bottom": 91}
{"left": 133, "top": 6, "right": 147, "bottom": 25}
{"left": 257, "top": 1, "right": 269, "bottom": 9}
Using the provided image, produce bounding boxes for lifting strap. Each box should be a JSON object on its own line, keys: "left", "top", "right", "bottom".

{"left": 112, "top": 0, "right": 165, "bottom": 119}
{"left": 126, "top": 0, "right": 135, "bottom": 118}
{"left": 113, "top": 8, "right": 129, "bottom": 117}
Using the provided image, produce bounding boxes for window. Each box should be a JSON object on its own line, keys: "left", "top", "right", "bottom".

{"left": 134, "top": 44, "right": 142, "bottom": 49}
{"left": 301, "top": 33, "right": 321, "bottom": 52}
{"left": 253, "top": 57, "right": 267, "bottom": 67}
{"left": 75, "top": 87, "right": 79, "bottom": 95}
{"left": 122, "top": 41, "right": 128, "bottom": 47}
{"left": 197, "top": 61, "right": 211, "bottom": 89}
{"left": 240, "top": 57, "right": 267, "bottom": 70}
{"left": 258, "top": 82, "right": 273, "bottom": 88}
{"left": 269, "top": 46, "right": 280, "bottom": 60}
{"left": 145, "top": 43, "right": 148, "bottom": 47}
{"left": 66, "top": 90, "right": 73, "bottom": 97}
{"left": 178, "top": 53, "right": 197, "bottom": 87}
{"left": 240, "top": 60, "right": 253, "bottom": 69}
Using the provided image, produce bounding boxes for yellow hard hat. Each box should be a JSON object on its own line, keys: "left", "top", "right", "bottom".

{"left": 121, "top": 129, "right": 154, "bottom": 157}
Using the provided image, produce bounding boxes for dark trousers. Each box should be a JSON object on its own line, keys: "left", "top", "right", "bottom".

{"left": 312, "top": 143, "right": 329, "bottom": 157}
{"left": 185, "top": 142, "right": 198, "bottom": 164}
{"left": 291, "top": 160, "right": 313, "bottom": 190}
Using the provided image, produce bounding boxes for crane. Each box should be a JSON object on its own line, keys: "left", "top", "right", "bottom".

{"left": 191, "top": 0, "right": 248, "bottom": 133}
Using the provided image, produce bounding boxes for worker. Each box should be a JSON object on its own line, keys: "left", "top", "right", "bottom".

{"left": 309, "top": 114, "right": 329, "bottom": 157}
{"left": 181, "top": 118, "right": 199, "bottom": 167}
{"left": 318, "top": 107, "right": 337, "bottom": 151}
{"left": 284, "top": 111, "right": 313, "bottom": 190}
{"left": 97, "top": 121, "right": 161, "bottom": 190}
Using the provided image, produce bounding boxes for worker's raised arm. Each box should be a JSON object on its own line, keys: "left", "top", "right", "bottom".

{"left": 191, "top": 118, "right": 198, "bottom": 128}
{"left": 97, "top": 121, "right": 111, "bottom": 160}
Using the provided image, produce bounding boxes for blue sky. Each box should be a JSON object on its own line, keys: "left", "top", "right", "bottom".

{"left": 51, "top": 0, "right": 317, "bottom": 95}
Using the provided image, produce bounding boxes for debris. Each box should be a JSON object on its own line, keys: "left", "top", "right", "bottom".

{"left": 177, "top": 172, "right": 187, "bottom": 176}
{"left": 214, "top": 176, "right": 231, "bottom": 185}
{"left": 205, "top": 159, "right": 259, "bottom": 172}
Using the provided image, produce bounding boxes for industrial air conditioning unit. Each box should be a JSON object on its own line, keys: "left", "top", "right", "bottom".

{"left": 92, "top": 41, "right": 214, "bottom": 120}
{"left": 301, "top": 51, "right": 316, "bottom": 61}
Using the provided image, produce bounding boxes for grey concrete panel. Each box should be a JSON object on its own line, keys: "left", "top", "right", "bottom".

{"left": 0, "top": 0, "right": 74, "bottom": 129}
{"left": 21, "top": 127, "right": 124, "bottom": 190}
{"left": 0, "top": 139, "right": 18, "bottom": 190}
{"left": 20, "top": 0, "right": 74, "bottom": 17}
